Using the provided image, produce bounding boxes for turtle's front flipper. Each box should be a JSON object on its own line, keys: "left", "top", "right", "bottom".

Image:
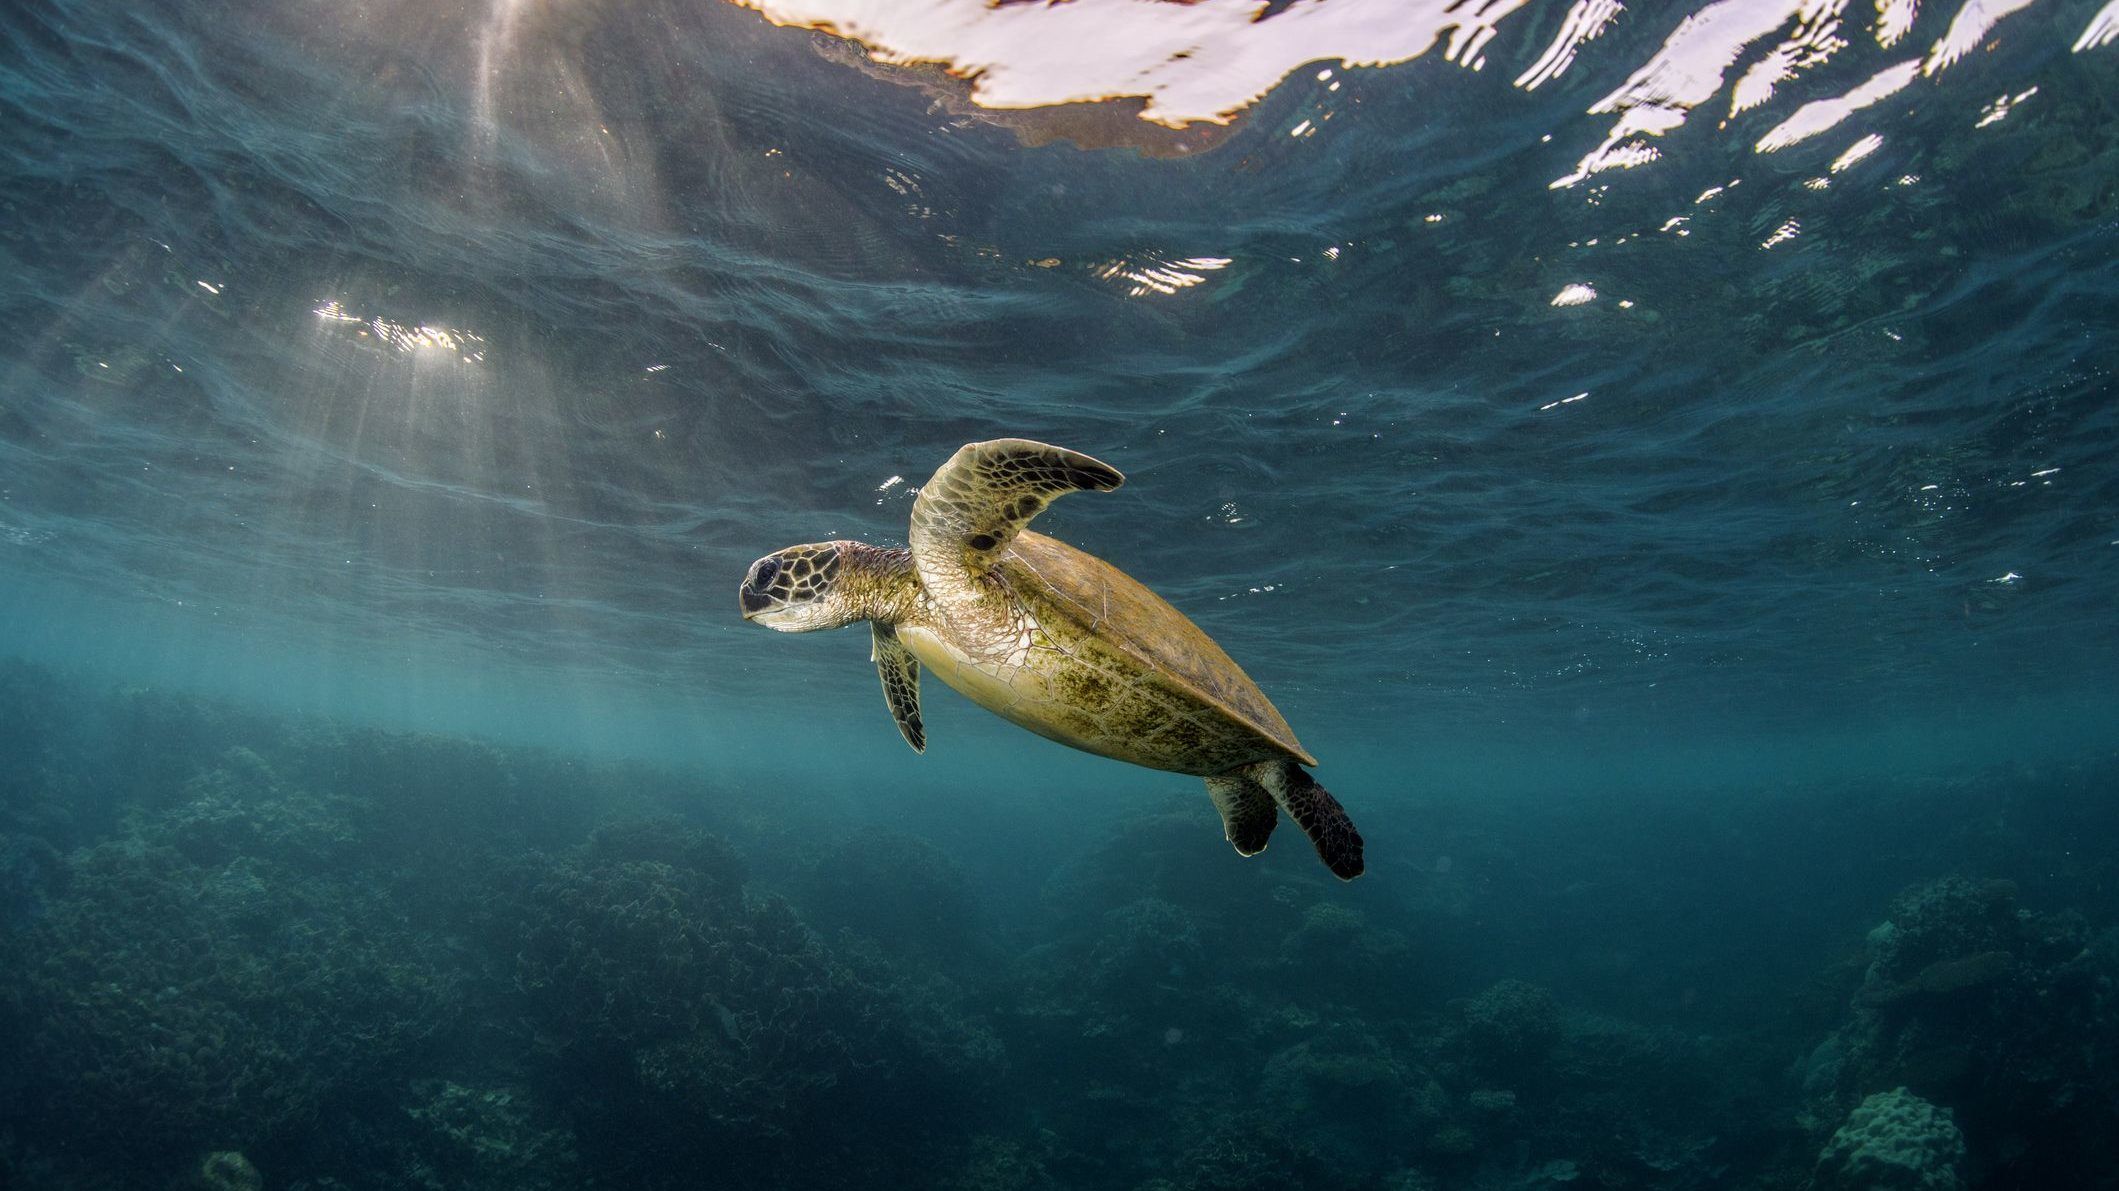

{"left": 909, "top": 439, "right": 1123, "bottom": 589}
{"left": 1205, "top": 774, "right": 1277, "bottom": 857}
{"left": 871, "top": 622, "right": 925, "bottom": 753}
{"left": 1246, "top": 759, "right": 1364, "bottom": 880}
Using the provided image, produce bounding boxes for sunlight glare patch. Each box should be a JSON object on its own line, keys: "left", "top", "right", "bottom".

{"left": 1925, "top": 0, "right": 2039, "bottom": 75}
{"left": 1095, "top": 254, "right": 1232, "bottom": 299}
{"left": 1755, "top": 59, "right": 1919, "bottom": 152}
{"left": 314, "top": 300, "right": 487, "bottom": 363}
{"left": 1517, "top": 0, "right": 1624, "bottom": 91}
{"left": 1975, "top": 87, "right": 2037, "bottom": 126}
{"left": 2077, "top": 0, "right": 2119, "bottom": 49}
{"left": 1830, "top": 132, "right": 1884, "bottom": 171}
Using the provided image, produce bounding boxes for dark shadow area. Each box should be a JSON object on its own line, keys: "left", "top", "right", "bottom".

{"left": 3, "top": 659, "right": 2115, "bottom": 1189}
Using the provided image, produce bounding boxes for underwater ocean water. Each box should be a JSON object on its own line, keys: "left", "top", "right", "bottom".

{"left": 3, "top": 0, "right": 2119, "bottom": 1186}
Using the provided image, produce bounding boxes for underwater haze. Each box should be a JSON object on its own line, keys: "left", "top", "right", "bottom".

{"left": 3, "top": 0, "right": 2117, "bottom": 1187}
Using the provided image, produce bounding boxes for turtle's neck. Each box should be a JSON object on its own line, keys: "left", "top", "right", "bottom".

{"left": 841, "top": 542, "right": 920, "bottom": 624}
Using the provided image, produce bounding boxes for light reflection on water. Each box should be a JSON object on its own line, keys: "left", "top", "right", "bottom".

{"left": 314, "top": 301, "right": 488, "bottom": 363}
{"left": 726, "top": 0, "right": 2116, "bottom": 194}
{"left": 0, "top": 0, "right": 2110, "bottom": 742}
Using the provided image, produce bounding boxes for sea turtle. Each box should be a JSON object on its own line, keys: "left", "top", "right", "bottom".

{"left": 739, "top": 438, "right": 1364, "bottom": 880}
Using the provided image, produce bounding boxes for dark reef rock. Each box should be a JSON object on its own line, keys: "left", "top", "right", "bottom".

{"left": 1153, "top": 1110, "right": 1331, "bottom": 1191}
{"left": 6, "top": 829, "right": 460, "bottom": 1164}
{"left": 1802, "top": 876, "right": 2119, "bottom": 1188}
{"left": 394, "top": 1080, "right": 584, "bottom": 1191}
{"left": 1085, "top": 897, "right": 1207, "bottom": 999}
{"left": 1279, "top": 900, "right": 1411, "bottom": 978}
{"left": 161, "top": 748, "right": 364, "bottom": 870}
{"left": 0, "top": 833, "right": 66, "bottom": 925}
{"left": 500, "top": 821, "right": 1001, "bottom": 1185}
{"left": 932, "top": 1133, "right": 1064, "bottom": 1191}
{"left": 3, "top": 666, "right": 2114, "bottom": 1191}
{"left": 792, "top": 824, "right": 995, "bottom": 967}
{"left": 1259, "top": 1025, "right": 1441, "bottom": 1168}
{"left": 1814, "top": 1086, "right": 1966, "bottom": 1191}
{"left": 1456, "top": 978, "right": 1564, "bottom": 1065}
{"left": 190, "top": 1150, "right": 264, "bottom": 1191}
{"left": 1858, "top": 878, "right": 2022, "bottom": 1005}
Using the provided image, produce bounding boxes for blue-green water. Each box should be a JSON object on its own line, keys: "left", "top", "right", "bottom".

{"left": 3, "top": 0, "right": 2116, "bottom": 1187}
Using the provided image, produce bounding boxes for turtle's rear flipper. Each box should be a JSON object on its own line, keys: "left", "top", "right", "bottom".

{"left": 1205, "top": 774, "right": 1277, "bottom": 856}
{"left": 1246, "top": 759, "right": 1365, "bottom": 880}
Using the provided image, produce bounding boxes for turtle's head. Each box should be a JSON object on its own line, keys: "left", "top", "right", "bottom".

{"left": 739, "top": 541, "right": 859, "bottom": 632}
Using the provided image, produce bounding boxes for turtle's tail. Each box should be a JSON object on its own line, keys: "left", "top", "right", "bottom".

{"left": 1246, "top": 759, "right": 1365, "bottom": 881}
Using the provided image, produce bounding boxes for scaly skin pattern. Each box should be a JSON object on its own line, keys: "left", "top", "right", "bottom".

{"left": 836, "top": 544, "right": 922, "bottom": 624}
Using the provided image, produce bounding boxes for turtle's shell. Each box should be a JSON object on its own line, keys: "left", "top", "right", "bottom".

{"left": 999, "top": 530, "right": 1316, "bottom": 767}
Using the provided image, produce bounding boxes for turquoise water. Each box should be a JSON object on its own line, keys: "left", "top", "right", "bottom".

{"left": 3, "top": 0, "right": 2117, "bottom": 1187}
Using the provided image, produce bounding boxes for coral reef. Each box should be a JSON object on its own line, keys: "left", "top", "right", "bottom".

{"left": 193, "top": 1150, "right": 263, "bottom": 1191}
{"left": 933, "top": 1133, "right": 1063, "bottom": 1191}
{"left": 1265, "top": 1024, "right": 1442, "bottom": 1163}
{"left": 1153, "top": 1109, "right": 1331, "bottom": 1191}
{"left": 1279, "top": 900, "right": 1411, "bottom": 979}
{"left": 1857, "top": 878, "right": 2022, "bottom": 1006}
{"left": 1801, "top": 875, "right": 2119, "bottom": 1187}
{"left": 2, "top": 667, "right": 1005, "bottom": 1189}
{"left": 0, "top": 833, "right": 65, "bottom": 926}
{"left": 1456, "top": 978, "right": 1564, "bottom": 1065}
{"left": 791, "top": 824, "right": 997, "bottom": 970}
{"left": 2, "top": 664, "right": 2115, "bottom": 1191}
{"left": 1815, "top": 1087, "right": 1965, "bottom": 1191}
{"left": 501, "top": 820, "right": 1001, "bottom": 1185}
{"left": 395, "top": 1081, "right": 583, "bottom": 1191}
{"left": 8, "top": 828, "right": 460, "bottom": 1161}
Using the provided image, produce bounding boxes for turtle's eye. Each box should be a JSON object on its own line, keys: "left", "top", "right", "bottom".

{"left": 748, "top": 557, "right": 781, "bottom": 592}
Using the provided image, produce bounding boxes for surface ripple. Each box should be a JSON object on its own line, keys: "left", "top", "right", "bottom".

{"left": 1, "top": 0, "right": 2113, "bottom": 749}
